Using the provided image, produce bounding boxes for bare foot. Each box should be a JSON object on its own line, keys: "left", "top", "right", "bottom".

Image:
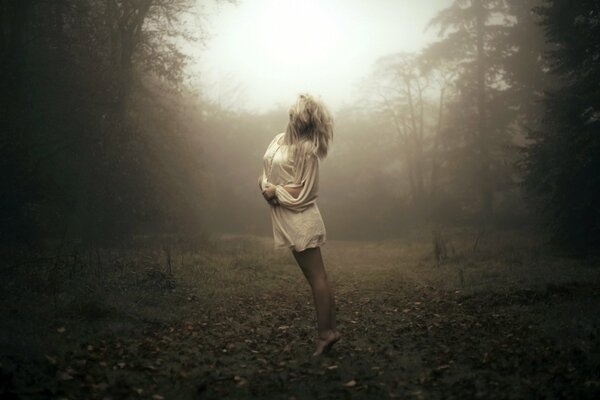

{"left": 313, "top": 330, "right": 341, "bottom": 356}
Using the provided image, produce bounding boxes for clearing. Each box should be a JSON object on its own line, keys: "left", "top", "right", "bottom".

{"left": 2, "top": 230, "right": 600, "bottom": 399}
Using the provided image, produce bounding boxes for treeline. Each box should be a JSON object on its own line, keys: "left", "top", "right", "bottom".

{"left": 1, "top": 0, "right": 211, "bottom": 247}
{"left": 1, "top": 0, "right": 599, "bottom": 253}
{"left": 336, "top": 0, "right": 549, "bottom": 235}
{"left": 205, "top": 0, "right": 600, "bottom": 251}
{"left": 328, "top": 0, "right": 599, "bottom": 250}
{"left": 417, "top": 0, "right": 600, "bottom": 252}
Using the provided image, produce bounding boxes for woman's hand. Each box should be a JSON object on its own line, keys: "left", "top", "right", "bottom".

{"left": 262, "top": 185, "right": 280, "bottom": 206}
{"left": 262, "top": 185, "right": 276, "bottom": 201}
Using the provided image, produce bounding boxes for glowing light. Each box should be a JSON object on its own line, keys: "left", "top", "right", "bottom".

{"left": 195, "top": 0, "right": 454, "bottom": 111}
{"left": 253, "top": 1, "right": 343, "bottom": 70}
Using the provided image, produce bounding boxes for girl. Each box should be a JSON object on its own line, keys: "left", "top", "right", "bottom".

{"left": 258, "top": 94, "right": 340, "bottom": 356}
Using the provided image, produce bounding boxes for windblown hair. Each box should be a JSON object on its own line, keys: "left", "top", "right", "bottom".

{"left": 283, "top": 93, "right": 333, "bottom": 160}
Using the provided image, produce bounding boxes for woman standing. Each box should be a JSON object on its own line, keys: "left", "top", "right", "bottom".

{"left": 258, "top": 94, "right": 340, "bottom": 356}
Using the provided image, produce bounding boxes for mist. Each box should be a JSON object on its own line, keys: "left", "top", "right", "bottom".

{"left": 2, "top": 0, "right": 600, "bottom": 398}
{"left": 194, "top": 0, "right": 454, "bottom": 111}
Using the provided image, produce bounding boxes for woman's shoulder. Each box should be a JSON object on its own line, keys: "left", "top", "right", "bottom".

{"left": 268, "top": 132, "right": 285, "bottom": 146}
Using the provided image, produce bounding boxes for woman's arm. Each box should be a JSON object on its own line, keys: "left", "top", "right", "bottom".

{"left": 273, "top": 153, "right": 319, "bottom": 212}
{"left": 261, "top": 150, "right": 317, "bottom": 209}
{"left": 263, "top": 184, "right": 301, "bottom": 200}
{"left": 281, "top": 185, "right": 301, "bottom": 199}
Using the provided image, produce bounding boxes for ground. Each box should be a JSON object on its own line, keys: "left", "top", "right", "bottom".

{"left": 2, "top": 230, "right": 600, "bottom": 399}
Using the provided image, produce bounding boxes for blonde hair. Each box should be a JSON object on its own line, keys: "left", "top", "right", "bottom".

{"left": 283, "top": 93, "right": 333, "bottom": 160}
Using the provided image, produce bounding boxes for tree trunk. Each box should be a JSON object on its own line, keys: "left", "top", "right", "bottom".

{"left": 475, "top": 0, "right": 493, "bottom": 223}
{"left": 430, "top": 86, "right": 445, "bottom": 200}
{"left": 117, "top": 0, "right": 153, "bottom": 111}
{"left": 405, "top": 77, "right": 425, "bottom": 203}
{"left": 430, "top": 85, "right": 447, "bottom": 265}
{"left": 0, "top": 0, "right": 33, "bottom": 243}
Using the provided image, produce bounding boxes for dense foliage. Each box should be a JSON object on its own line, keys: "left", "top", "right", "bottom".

{"left": 524, "top": 0, "right": 600, "bottom": 252}
{"left": 0, "top": 0, "right": 205, "bottom": 247}
{"left": 1, "top": 0, "right": 598, "bottom": 252}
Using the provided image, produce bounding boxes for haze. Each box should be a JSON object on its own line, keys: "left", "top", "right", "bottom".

{"left": 5, "top": 0, "right": 600, "bottom": 397}
{"left": 195, "top": 0, "right": 453, "bottom": 111}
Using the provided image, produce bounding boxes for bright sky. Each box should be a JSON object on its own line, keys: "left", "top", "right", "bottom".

{"left": 190, "top": 0, "right": 453, "bottom": 112}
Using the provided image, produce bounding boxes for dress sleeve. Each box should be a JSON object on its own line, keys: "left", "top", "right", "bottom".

{"left": 259, "top": 133, "right": 282, "bottom": 191}
{"left": 259, "top": 171, "right": 267, "bottom": 191}
{"left": 275, "top": 152, "right": 319, "bottom": 212}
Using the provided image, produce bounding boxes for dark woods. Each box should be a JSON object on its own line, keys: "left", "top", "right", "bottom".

{"left": 1, "top": 0, "right": 205, "bottom": 247}
{"left": 525, "top": 0, "right": 600, "bottom": 252}
{"left": 1, "top": 0, "right": 599, "bottom": 253}
{"left": 325, "top": 0, "right": 599, "bottom": 253}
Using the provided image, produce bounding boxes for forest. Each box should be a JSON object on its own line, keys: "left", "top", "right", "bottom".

{"left": 1, "top": 0, "right": 599, "bottom": 399}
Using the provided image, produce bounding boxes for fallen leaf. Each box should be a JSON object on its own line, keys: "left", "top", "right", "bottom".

{"left": 344, "top": 380, "right": 357, "bottom": 387}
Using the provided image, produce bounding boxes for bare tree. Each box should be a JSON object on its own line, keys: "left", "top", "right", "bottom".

{"left": 365, "top": 53, "right": 431, "bottom": 207}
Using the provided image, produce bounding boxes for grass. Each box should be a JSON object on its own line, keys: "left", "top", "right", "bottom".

{"left": 1, "top": 228, "right": 600, "bottom": 399}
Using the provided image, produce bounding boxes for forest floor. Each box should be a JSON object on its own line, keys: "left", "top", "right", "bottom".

{"left": 2, "top": 229, "right": 600, "bottom": 399}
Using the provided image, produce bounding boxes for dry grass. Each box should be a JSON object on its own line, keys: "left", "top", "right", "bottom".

{"left": 1, "top": 228, "right": 600, "bottom": 398}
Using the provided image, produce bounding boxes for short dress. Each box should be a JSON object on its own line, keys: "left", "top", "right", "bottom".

{"left": 260, "top": 132, "right": 326, "bottom": 251}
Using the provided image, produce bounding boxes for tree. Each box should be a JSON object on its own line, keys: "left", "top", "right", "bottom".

{"left": 525, "top": 0, "right": 600, "bottom": 252}
{"left": 0, "top": 0, "right": 38, "bottom": 243}
{"left": 365, "top": 53, "right": 429, "bottom": 206}
{"left": 501, "top": 0, "right": 549, "bottom": 136}
{"left": 0, "top": 0, "right": 216, "bottom": 246}
{"left": 424, "top": 0, "right": 516, "bottom": 224}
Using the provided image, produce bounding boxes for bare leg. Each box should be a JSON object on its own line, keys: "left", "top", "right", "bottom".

{"left": 292, "top": 247, "right": 340, "bottom": 356}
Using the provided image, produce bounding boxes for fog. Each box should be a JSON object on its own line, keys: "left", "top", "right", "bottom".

{"left": 194, "top": 0, "right": 453, "bottom": 111}
{"left": 3, "top": 1, "right": 600, "bottom": 397}
{"left": 2, "top": 0, "right": 592, "bottom": 247}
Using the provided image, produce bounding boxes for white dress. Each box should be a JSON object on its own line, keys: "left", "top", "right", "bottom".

{"left": 260, "top": 132, "right": 326, "bottom": 251}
